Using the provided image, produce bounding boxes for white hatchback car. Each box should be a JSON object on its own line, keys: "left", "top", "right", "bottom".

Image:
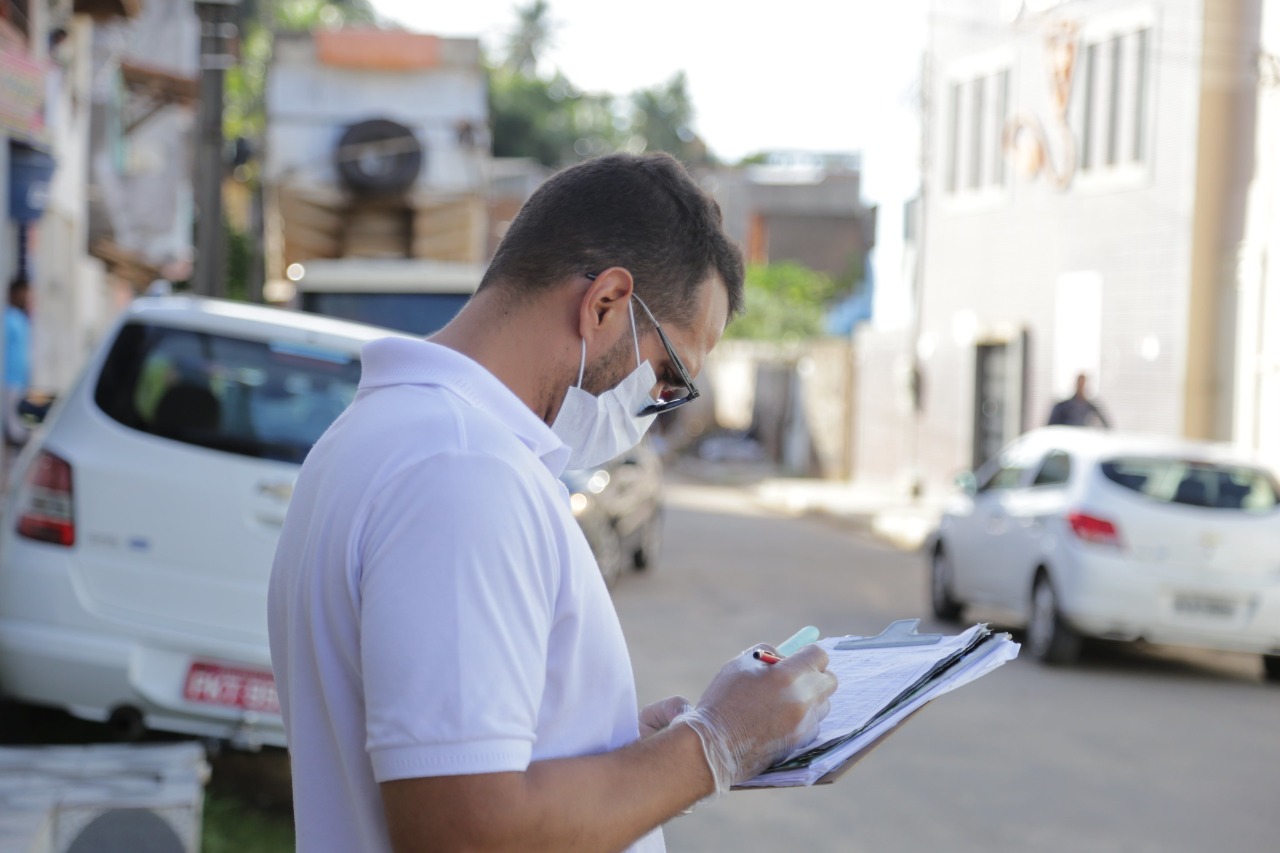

{"left": 929, "top": 427, "right": 1280, "bottom": 678}
{"left": 0, "top": 296, "right": 398, "bottom": 747}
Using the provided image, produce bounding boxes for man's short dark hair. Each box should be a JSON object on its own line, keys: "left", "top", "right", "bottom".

{"left": 479, "top": 153, "right": 745, "bottom": 329}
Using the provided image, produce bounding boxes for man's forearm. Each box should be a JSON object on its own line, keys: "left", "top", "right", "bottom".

{"left": 381, "top": 722, "right": 714, "bottom": 853}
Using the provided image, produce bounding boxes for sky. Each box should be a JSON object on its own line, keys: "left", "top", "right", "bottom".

{"left": 368, "top": 0, "right": 928, "bottom": 203}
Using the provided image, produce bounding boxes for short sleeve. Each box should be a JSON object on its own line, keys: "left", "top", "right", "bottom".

{"left": 357, "top": 451, "right": 559, "bottom": 782}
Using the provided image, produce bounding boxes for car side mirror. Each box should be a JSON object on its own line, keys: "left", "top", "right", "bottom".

{"left": 18, "top": 396, "right": 53, "bottom": 425}
{"left": 954, "top": 471, "right": 978, "bottom": 496}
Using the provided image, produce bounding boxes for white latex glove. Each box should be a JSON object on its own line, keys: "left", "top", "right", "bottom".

{"left": 673, "top": 644, "right": 836, "bottom": 802}
{"left": 639, "top": 695, "right": 693, "bottom": 738}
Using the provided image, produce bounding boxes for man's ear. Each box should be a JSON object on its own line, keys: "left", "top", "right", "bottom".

{"left": 575, "top": 267, "right": 635, "bottom": 345}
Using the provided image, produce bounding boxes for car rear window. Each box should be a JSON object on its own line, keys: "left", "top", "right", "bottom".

{"left": 95, "top": 322, "right": 361, "bottom": 463}
{"left": 1100, "top": 456, "right": 1280, "bottom": 511}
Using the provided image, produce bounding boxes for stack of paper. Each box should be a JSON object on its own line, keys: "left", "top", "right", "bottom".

{"left": 737, "top": 621, "right": 1019, "bottom": 788}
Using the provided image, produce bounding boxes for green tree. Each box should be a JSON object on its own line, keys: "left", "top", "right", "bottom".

{"left": 630, "top": 72, "right": 703, "bottom": 162}
{"left": 488, "top": 69, "right": 620, "bottom": 166}
{"left": 724, "top": 262, "right": 837, "bottom": 341}
{"left": 222, "top": 0, "right": 378, "bottom": 301}
{"left": 225, "top": 0, "right": 378, "bottom": 144}
{"left": 504, "top": 0, "right": 555, "bottom": 76}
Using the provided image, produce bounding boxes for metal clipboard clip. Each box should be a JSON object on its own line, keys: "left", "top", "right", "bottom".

{"left": 834, "top": 618, "right": 944, "bottom": 650}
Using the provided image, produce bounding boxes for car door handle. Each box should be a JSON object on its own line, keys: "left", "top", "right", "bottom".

{"left": 257, "top": 480, "right": 294, "bottom": 502}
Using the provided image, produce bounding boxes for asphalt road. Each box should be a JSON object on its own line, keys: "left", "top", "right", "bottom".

{"left": 612, "top": 480, "right": 1279, "bottom": 853}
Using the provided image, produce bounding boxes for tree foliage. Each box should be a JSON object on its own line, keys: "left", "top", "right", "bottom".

{"left": 488, "top": 69, "right": 621, "bottom": 166}
{"left": 488, "top": 3, "right": 712, "bottom": 167}
{"left": 504, "top": 0, "right": 554, "bottom": 76}
{"left": 724, "top": 262, "right": 838, "bottom": 341}
{"left": 630, "top": 72, "right": 710, "bottom": 165}
{"left": 225, "top": 0, "right": 379, "bottom": 144}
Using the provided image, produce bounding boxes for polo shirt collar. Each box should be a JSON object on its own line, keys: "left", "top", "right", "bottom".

{"left": 359, "top": 337, "right": 571, "bottom": 474}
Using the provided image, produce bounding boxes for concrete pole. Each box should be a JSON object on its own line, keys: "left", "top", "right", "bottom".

{"left": 193, "top": 1, "right": 239, "bottom": 297}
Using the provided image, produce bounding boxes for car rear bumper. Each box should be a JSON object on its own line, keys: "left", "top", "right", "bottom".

{"left": 1058, "top": 550, "right": 1280, "bottom": 655}
{"left": 0, "top": 616, "right": 285, "bottom": 749}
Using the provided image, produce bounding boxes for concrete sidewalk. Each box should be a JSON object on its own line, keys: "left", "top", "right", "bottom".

{"left": 671, "top": 457, "right": 947, "bottom": 551}
{"left": 753, "top": 478, "right": 946, "bottom": 551}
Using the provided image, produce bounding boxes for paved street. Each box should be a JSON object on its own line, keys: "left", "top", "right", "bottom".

{"left": 613, "top": 480, "right": 1279, "bottom": 853}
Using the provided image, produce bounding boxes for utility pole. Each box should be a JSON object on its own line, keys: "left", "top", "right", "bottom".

{"left": 193, "top": 0, "right": 239, "bottom": 297}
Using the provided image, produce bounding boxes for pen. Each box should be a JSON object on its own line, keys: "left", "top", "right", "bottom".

{"left": 754, "top": 626, "right": 821, "bottom": 665}
{"left": 776, "top": 625, "right": 820, "bottom": 657}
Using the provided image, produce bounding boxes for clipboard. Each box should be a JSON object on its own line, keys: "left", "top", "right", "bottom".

{"left": 833, "top": 619, "right": 944, "bottom": 650}
{"left": 734, "top": 619, "right": 1018, "bottom": 789}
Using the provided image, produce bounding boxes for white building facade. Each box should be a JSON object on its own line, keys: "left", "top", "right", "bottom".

{"left": 855, "top": 0, "right": 1265, "bottom": 492}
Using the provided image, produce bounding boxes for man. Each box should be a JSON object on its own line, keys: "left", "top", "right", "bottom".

{"left": 268, "top": 153, "right": 837, "bottom": 853}
{"left": 4, "top": 276, "right": 33, "bottom": 449}
{"left": 1047, "top": 373, "right": 1111, "bottom": 428}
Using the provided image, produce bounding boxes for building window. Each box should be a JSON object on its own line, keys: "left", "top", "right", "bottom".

{"left": 1078, "top": 26, "right": 1152, "bottom": 173}
{"left": 1131, "top": 29, "right": 1149, "bottom": 162}
{"left": 1082, "top": 42, "right": 1098, "bottom": 171}
{"left": 945, "top": 65, "right": 1011, "bottom": 196}
{"left": 993, "top": 69, "right": 1009, "bottom": 186}
{"left": 947, "top": 82, "right": 961, "bottom": 193}
{"left": 969, "top": 76, "right": 985, "bottom": 190}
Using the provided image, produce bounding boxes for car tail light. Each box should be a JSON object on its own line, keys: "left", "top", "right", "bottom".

{"left": 17, "top": 451, "right": 75, "bottom": 547}
{"left": 1066, "top": 511, "right": 1121, "bottom": 549}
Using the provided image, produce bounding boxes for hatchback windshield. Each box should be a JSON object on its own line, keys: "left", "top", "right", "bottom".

{"left": 1100, "top": 456, "right": 1280, "bottom": 511}
{"left": 95, "top": 323, "right": 361, "bottom": 463}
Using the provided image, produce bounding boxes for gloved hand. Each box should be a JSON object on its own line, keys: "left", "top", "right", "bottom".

{"left": 639, "top": 695, "right": 693, "bottom": 738}
{"left": 673, "top": 644, "right": 836, "bottom": 802}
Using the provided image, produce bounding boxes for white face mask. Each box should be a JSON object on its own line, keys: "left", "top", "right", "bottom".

{"left": 551, "top": 300, "right": 659, "bottom": 469}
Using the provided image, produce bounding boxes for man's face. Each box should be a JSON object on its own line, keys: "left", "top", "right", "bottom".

{"left": 582, "top": 274, "right": 730, "bottom": 404}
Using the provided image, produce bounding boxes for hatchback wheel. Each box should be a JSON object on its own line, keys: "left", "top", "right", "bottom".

{"left": 1028, "top": 574, "right": 1082, "bottom": 664}
{"left": 929, "top": 547, "right": 963, "bottom": 622}
{"left": 1263, "top": 655, "right": 1280, "bottom": 684}
{"left": 633, "top": 511, "right": 663, "bottom": 571}
{"left": 581, "top": 514, "right": 626, "bottom": 589}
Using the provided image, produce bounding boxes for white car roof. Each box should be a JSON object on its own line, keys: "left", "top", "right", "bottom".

{"left": 1017, "top": 426, "right": 1272, "bottom": 470}
{"left": 122, "top": 296, "right": 410, "bottom": 348}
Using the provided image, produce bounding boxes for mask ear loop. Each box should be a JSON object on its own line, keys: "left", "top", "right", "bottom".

{"left": 629, "top": 299, "right": 641, "bottom": 367}
{"left": 576, "top": 338, "right": 586, "bottom": 388}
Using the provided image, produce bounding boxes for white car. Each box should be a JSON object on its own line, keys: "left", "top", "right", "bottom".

{"left": 0, "top": 297, "right": 398, "bottom": 747}
{"left": 929, "top": 427, "right": 1280, "bottom": 678}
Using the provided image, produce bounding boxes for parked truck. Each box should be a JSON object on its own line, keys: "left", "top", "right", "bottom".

{"left": 261, "top": 28, "right": 492, "bottom": 333}
{"left": 287, "top": 257, "right": 483, "bottom": 335}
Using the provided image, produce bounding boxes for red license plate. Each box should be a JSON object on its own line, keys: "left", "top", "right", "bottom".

{"left": 183, "top": 661, "right": 280, "bottom": 714}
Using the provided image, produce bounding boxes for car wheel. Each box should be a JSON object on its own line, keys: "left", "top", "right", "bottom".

{"left": 633, "top": 510, "right": 663, "bottom": 571}
{"left": 1027, "top": 574, "right": 1082, "bottom": 664}
{"left": 1263, "top": 655, "right": 1280, "bottom": 684}
{"left": 929, "top": 547, "right": 963, "bottom": 622}
{"left": 581, "top": 515, "right": 626, "bottom": 589}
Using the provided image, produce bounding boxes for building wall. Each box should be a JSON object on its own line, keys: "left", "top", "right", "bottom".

{"left": 35, "top": 16, "right": 111, "bottom": 395}
{"left": 911, "top": 0, "right": 1242, "bottom": 489}
{"left": 265, "top": 34, "right": 487, "bottom": 196}
{"left": 89, "top": 0, "right": 199, "bottom": 269}
{"left": 1234, "top": 1, "right": 1280, "bottom": 472}
{"left": 703, "top": 338, "right": 855, "bottom": 478}
{"left": 707, "top": 161, "right": 875, "bottom": 280}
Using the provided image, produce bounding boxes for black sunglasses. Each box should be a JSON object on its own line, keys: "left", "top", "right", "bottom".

{"left": 584, "top": 273, "right": 700, "bottom": 416}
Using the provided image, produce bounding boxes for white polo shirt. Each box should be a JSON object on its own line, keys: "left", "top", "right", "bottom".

{"left": 268, "top": 337, "right": 664, "bottom": 853}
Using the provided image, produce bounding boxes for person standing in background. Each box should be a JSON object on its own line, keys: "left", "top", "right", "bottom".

{"left": 4, "top": 276, "right": 33, "bottom": 450}
{"left": 1047, "top": 373, "right": 1111, "bottom": 428}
